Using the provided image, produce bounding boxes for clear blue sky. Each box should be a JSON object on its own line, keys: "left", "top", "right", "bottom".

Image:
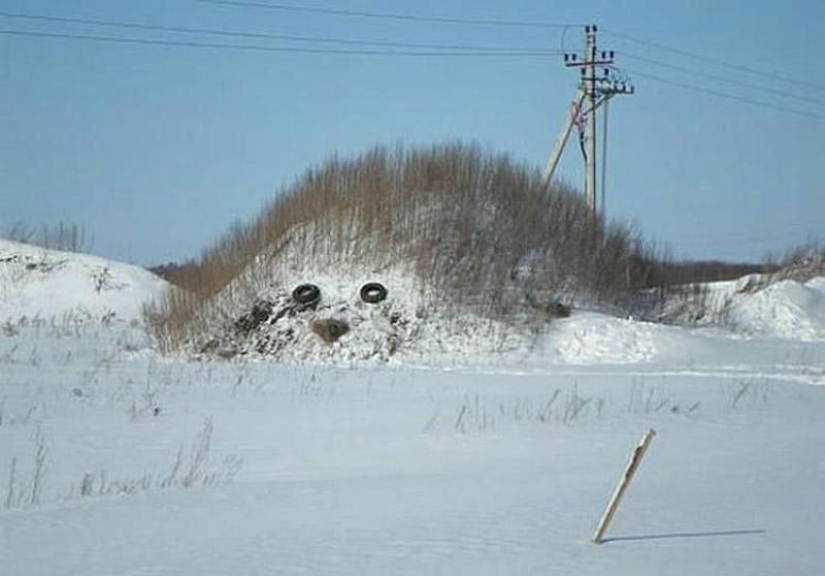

{"left": 2, "top": 0, "right": 823, "bottom": 265}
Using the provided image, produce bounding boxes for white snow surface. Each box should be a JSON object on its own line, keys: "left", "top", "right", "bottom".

{"left": 1, "top": 323, "right": 823, "bottom": 575}
{"left": 659, "top": 273, "right": 825, "bottom": 342}
{"left": 1, "top": 243, "right": 825, "bottom": 574}
{"left": 0, "top": 239, "right": 169, "bottom": 324}
{"left": 725, "top": 276, "right": 825, "bottom": 341}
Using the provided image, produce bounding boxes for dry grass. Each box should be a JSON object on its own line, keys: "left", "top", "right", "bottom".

{"left": 146, "top": 142, "right": 659, "bottom": 351}
{"left": 768, "top": 241, "right": 825, "bottom": 284}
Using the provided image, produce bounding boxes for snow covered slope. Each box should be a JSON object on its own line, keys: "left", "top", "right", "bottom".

{"left": 1, "top": 328, "right": 823, "bottom": 575}
{"left": 185, "top": 264, "right": 825, "bottom": 368}
{"left": 0, "top": 239, "right": 170, "bottom": 324}
{"left": 724, "top": 276, "right": 825, "bottom": 340}
{"left": 661, "top": 274, "right": 825, "bottom": 342}
{"left": 2, "top": 250, "right": 825, "bottom": 574}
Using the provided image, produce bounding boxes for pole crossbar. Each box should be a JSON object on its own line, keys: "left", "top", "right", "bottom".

{"left": 541, "top": 24, "right": 633, "bottom": 218}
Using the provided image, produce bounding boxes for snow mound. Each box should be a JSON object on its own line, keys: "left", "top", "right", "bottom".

{"left": 670, "top": 275, "right": 825, "bottom": 341}
{"left": 728, "top": 277, "right": 825, "bottom": 341}
{"left": 0, "top": 239, "right": 170, "bottom": 324}
{"left": 542, "top": 311, "right": 660, "bottom": 364}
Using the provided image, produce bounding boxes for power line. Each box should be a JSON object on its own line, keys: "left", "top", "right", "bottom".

{"left": 3, "top": 10, "right": 821, "bottom": 120}
{"left": 603, "top": 28, "right": 825, "bottom": 92}
{"left": 622, "top": 51, "right": 823, "bottom": 106}
{"left": 191, "top": 0, "right": 581, "bottom": 29}
{"left": 6, "top": 9, "right": 819, "bottom": 107}
{"left": 618, "top": 66, "right": 825, "bottom": 120}
{"left": 0, "top": 28, "right": 563, "bottom": 57}
{"left": 186, "top": 2, "right": 825, "bottom": 98}
{"left": 0, "top": 9, "right": 560, "bottom": 53}
{"left": 188, "top": 2, "right": 824, "bottom": 97}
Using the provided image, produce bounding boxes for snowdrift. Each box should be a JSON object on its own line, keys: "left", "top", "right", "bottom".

{"left": 0, "top": 239, "right": 170, "bottom": 324}
{"left": 661, "top": 274, "right": 825, "bottom": 342}
{"left": 724, "top": 276, "right": 825, "bottom": 341}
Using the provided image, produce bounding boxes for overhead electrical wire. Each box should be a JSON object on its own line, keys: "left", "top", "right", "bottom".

{"left": 1, "top": 7, "right": 821, "bottom": 119}
{"left": 616, "top": 66, "right": 825, "bottom": 120}
{"left": 0, "top": 29, "right": 563, "bottom": 57}
{"left": 602, "top": 27, "right": 825, "bottom": 92}
{"left": 185, "top": 0, "right": 825, "bottom": 103}
{"left": 0, "top": 9, "right": 560, "bottom": 53}
{"left": 621, "top": 51, "right": 823, "bottom": 106}
{"left": 190, "top": 0, "right": 582, "bottom": 29}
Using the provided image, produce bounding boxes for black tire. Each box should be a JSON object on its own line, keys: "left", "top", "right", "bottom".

{"left": 360, "top": 282, "right": 388, "bottom": 304}
{"left": 292, "top": 283, "right": 321, "bottom": 305}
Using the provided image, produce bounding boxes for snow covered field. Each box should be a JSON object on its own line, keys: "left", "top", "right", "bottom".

{"left": 1, "top": 244, "right": 824, "bottom": 574}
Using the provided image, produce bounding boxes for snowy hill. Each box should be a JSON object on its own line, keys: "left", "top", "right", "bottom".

{"left": 713, "top": 275, "right": 825, "bottom": 341}
{"left": 176, "top": 237, "right": 825, "bottom": 366}
{"left": 0, "top": 239, "right": 170, "bottom": 324}
{"left": 657, "top": 273, "right": 825, "bottom": 342}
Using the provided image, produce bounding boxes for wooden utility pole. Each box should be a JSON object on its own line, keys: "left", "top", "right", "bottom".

{"left": 541, "top": 25, "right": 634, "bottom": 220}
{"left": 584, "top": 25, "right": 598, "bottom": 216}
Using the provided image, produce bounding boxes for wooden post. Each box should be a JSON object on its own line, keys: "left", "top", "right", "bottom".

{"left": 592, "top": 428, "right": 656, "bottom": 544}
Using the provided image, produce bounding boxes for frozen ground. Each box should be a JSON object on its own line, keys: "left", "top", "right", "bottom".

{"left": 1, "top": 245, "right": 824, "bottom": 574}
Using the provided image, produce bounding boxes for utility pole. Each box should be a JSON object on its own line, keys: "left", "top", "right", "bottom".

{"left": 541, "top": 25, "right": 634, "bottom": 219}
{"left": 584, "top": 25, "right": 598, "bottom": 215}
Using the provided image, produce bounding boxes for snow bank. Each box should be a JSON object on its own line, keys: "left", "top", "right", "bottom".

{"left": 730, "top": 276, "right": 825, "bottom": 341}
{"left": 540, "top": 311, "right": 661, "bottom": 364}
{"left": 0, "top": 239, "right": 170, "bottom": 324}
{"left": 691, "top": 275, "right": 825, "bottom": 341}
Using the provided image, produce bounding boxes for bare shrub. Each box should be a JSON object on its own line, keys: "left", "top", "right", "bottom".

{"left": 147, "top": 143, "right": 659, "bottom": 351}
{"left": 768, "top": 241, "right": 825, "bottom": 284}
{"left": 5, "top": 221, "right": 92, "bottom": 253}
{"left": 182, "top": 417, "right": 213, "bottom": 488}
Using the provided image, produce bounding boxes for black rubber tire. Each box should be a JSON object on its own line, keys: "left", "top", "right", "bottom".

{"left": 360, "top": 282, "right": 388, "bottom": 304}
{"left": 292, "top": 283, "right": 321, "bottom": 305}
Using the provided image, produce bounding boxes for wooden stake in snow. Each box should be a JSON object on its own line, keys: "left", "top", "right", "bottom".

{"left": 592, "top": 428, "right": 656, "bottom": 544}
